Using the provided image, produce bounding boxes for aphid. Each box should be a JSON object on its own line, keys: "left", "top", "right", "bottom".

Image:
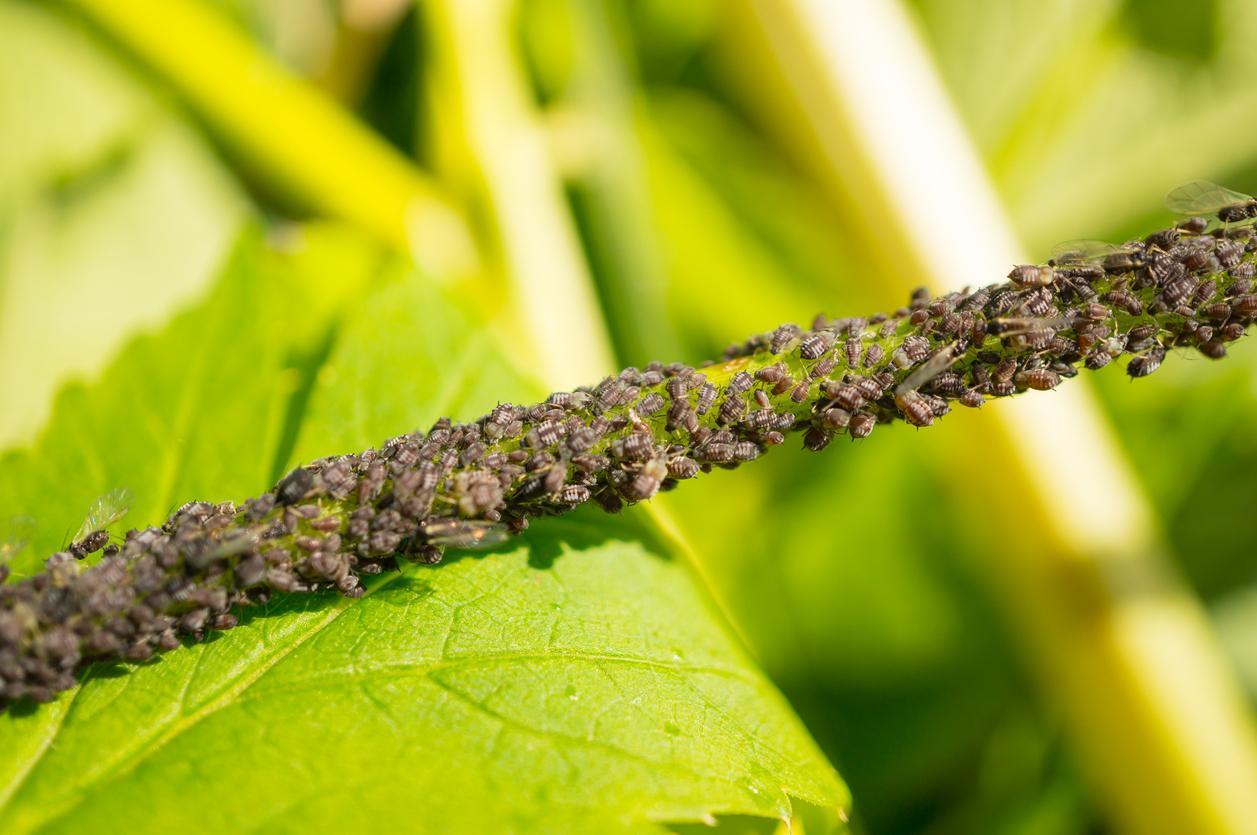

{"left": 718, "top": 396, "right": 747, "bottom": 425}
{"left": 614, "top": 432, "right": 654, "bottom": 460}
{"left": 1127, "top": 346, "right": 1166, "bottom": 379}
{"left": 742, "top": 410, "right": 780, "bottom": 433}
{"left": 802, "top": 428, "right": 831, "bottom": 452}
{"left": 667, "top": 457, "right": 699, "bottom": 480}
{"left": 1018, "top": 288, "right": 1054, "bottom": 317}
{"left": 726, "top": 371, "right": 754, "bottom": 395}
{"left": 1008, "top": 264, "right": 1054, "bottom": 287}
{"left": 1220, "top": 322, "right": 1246, "bottom": 341}
{"left": 1233, "top": 294, "right": 1257, "bottom": 316}
{"left": 1017, "top": 369, "right": 1060, "bottom": 391}
{"left": 637, "top": 392, "right": 665, "bottom": 416}
{"left": 843, "top": 338, "right": 862, "bottom": 368}
{"left": 1126, "top": 324, "right": 1160, "bottom": 351}
{"left": 902, "top": 335, "right": 930, "bottom": 362}
{"left": 275, "top": 468, "right": 314, "bottom": 505}
{"left": 557, "top": 485, "right": 590, "bottom": 504}
{"left": 566, "top": 427, "right": 597, "bottom": 453}
{"left": 755, "top": 364, "right": 786, "bottom": 384}
{"left": 820, "top": 408, "right": 851, "bottom": 429}
{"left": 1162, "top": 274, "right": 1200, "bottom": 307}
{"left": 665, "top": 376, "right": 690, "bottom": 399}
{"left": 753, "top": 390, "right": 771, "bottom": 409}
{"left": 798, "top": 331, "right": 835, "bottom": 360}
{"left": 894, "top": 390, "right": 934, "bottom": 428}
{"left": 695, "top": 382, "right": 718, "bottom": 414}
{"left": 848, "top": 412, "right": 876, "bottom": 438}
{"left": 863, "top": 344, "right": 885, "bottom": 367}
{"left": 1104, "top": 289, "right": 1143, "bottom": 316}
{"left": 959, "top": 389, "right": 984, "bottom": 408}
{"left": 790, "top": 382, "right": 811, "bottom": 403}
{"left": 810, "top": 356, "right": 837, "bottom": 379}
{"left": 732, "top": 441, "right": 760, "bottom": 461}
{"left": 770, "top": 324, "right": 801, "bottom": 353}
{"left": 1196, "top": 339, "right": 1226, "bottom": 359}
{"left": 70, "top": 487, "right": 133, "bottom": 558}
{"left": 421, "top": 519, "right": 511, "bottom": 549}
{"left": 1166, "top": 180, "right": 1257, "bottom": 224}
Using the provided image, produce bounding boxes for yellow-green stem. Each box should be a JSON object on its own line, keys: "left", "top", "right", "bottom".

{"left": 724, "top": 1, "right": 1257, "bottom": 832}
{"left": 61, "top": 0, "right": 476, "bottom": 278}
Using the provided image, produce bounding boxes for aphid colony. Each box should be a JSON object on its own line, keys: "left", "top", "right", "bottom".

{"left": 2, "top": 205, "right": 1256, "bottom": 708}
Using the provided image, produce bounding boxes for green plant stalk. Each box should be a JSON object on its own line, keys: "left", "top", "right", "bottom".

{"left": 3, "top": 221, "right": 1255, "bottom": 712}
{"left": 723, "top": 1, "right": 1257, "bottom": 832}
{"left": 59, "top": 0, "right": 477, "bottom": 279}
{"left": 420, "top": 0, "right": 616, "bottom": 387}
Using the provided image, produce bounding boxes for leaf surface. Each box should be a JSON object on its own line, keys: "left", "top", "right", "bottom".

{"left": 0, "top": 227, "right": 849, "bottom": 834}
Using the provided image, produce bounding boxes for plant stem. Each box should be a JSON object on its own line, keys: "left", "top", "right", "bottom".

{"left": 419, "top": 0, "right": 615, "bottom": 387}
{"left": 724, "top": 1, "right": 1257, "bottom": 832}
{"left": 4, "top": 224, "right": 1255, "bottom": 713}
{"left": 59, "top": 0, "right": 476, "bottom": 279}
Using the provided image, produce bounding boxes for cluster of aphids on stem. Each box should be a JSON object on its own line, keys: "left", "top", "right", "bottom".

{"left": 2, "top": 181, "right": 1256, "bottom": 707}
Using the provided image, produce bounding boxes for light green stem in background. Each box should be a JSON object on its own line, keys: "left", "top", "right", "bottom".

{"left": 548, "top": 0, "right": 681, "bottom": 365}
{"left": 419, "top": 0, "right": 752, "bottom": 656}
{"left": 420, "top": 0, "right": 615, "bottom": 388}
{"left": 724, "top": 1, "right": 1257, "bottom": 833}
{"left": 60, "top": 0, "right": 477, "bottom": 279}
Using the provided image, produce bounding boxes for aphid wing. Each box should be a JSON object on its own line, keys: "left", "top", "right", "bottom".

{"left": 1165, "top": 180, "right": 1252, "bottom": 214}
{"left": 1050, "top": 239, "right": 1116, "bottom": 263}
{"left": 426, "top": 520, "right": 512, "bottom": 549}
{"left": 0, "top": 516, "right": 36, "bottom": 561}
{"left": 74, "top": 487, "right": 134, "bottom": 542}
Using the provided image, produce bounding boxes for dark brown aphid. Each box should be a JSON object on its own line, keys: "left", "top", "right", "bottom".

{"left": 959, "top": 389, "right": 984, "bottom": 408}
{"left": 1199, "top": 340, "right": 1227, "bottom": 359}
{"left": 276, "top": 468, "right": 314, "bottom": 505}
{"left": 68, "top": 530, "right": 110, "bottom": 559}
{"left": 1126, "top": 347, "right": 1165, "bottom": 379}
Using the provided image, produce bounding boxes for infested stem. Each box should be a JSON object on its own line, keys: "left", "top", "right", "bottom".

{"left": 1, "top": 217, "right": 1255, "bottom": 707}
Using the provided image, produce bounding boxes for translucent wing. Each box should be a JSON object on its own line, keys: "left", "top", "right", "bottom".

{"left": 1050, "top": 239, "right": 1122, "bottom": 264}
{"left": 74, "top": 487, "right": 133, "bottom": 542}
{"left": 0, "top": 516, "right": 36, "bottom": 563}
{"left": 421, "top": 519, "right": 512, "bottom": 549}
{"left": 1165, "top": 180, "right": 1253, "bottom": 215}
{"left": 895, "top": 345, "right": 959, "bottom": 395}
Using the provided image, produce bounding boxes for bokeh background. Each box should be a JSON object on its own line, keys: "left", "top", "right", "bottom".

{"left": 4, "top": 0, "right": 1257, "bottom": 832}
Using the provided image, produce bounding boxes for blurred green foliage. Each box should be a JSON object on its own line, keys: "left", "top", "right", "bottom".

{"left": 3, "top": 0, "right": 1257, "bottom": 832}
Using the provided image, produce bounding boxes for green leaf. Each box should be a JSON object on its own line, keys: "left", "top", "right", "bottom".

{"left": 0, "top": 226, "right": 849, "bottom": 834}
{"left": 0, "top": 0, "right": 249, "bottom": 448}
